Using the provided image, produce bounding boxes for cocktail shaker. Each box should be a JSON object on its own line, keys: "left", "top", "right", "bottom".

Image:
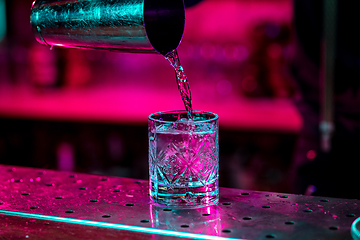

{"left": 30, "top": 0, "right": 185, "bottom": 55}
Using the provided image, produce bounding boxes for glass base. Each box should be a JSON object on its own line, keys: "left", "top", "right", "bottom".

{"left": 150, "top": 181, "right": 219, "bottom": 209}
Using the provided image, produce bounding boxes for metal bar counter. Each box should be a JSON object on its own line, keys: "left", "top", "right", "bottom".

{"left": 0, "top": 164, "right": 359, "bottom": 240}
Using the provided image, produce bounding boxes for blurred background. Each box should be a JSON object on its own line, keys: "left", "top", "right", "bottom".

{"left": 0, "top": 0, "right": 303, "bottom": 194}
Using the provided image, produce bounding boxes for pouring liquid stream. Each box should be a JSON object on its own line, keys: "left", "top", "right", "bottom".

{"left": 165, "top": 50, "right": 193, "bottom": 120}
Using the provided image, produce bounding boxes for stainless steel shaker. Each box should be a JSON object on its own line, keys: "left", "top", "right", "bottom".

{"left": 30, "top": 0, "right": 185, "bottom": 55}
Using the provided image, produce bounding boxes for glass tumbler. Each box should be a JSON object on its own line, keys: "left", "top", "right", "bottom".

{"left": 148, "top": 110, "right": 219, "bottom": 208}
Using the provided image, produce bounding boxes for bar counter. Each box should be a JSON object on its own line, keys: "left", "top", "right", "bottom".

{"left": 1, "top": 164, "right": 359, "bottom": 240}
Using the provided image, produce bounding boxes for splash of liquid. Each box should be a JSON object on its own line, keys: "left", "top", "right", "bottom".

{"left": 165, "top": 50, "right": 193, "bottom": 119}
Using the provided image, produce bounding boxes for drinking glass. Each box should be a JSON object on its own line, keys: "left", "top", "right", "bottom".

{"left": 148, "top": 110, "right": 219, "bottom": 208}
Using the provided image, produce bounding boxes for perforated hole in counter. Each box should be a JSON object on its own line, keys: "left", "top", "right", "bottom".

{"left": 266, "top": 234, "right": 276, "bottom": 238}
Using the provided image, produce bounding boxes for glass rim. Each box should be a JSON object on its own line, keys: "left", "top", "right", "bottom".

{"left": 148, "top": 110, "right": 218, "bottom": 124}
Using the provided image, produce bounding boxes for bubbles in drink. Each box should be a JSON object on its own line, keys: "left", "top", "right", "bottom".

{"left": 165, "top": 50, "right": 193, "bottom": 119}
{"left": 175, "top": 118, "right": 195, "bottom": 131}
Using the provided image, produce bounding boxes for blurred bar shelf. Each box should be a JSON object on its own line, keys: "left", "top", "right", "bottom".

{"left": 1, "top": 164, "right": 359, "bottom": 240}
{"left": 0, "top": 84, "right": 302, "bottom": 133}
